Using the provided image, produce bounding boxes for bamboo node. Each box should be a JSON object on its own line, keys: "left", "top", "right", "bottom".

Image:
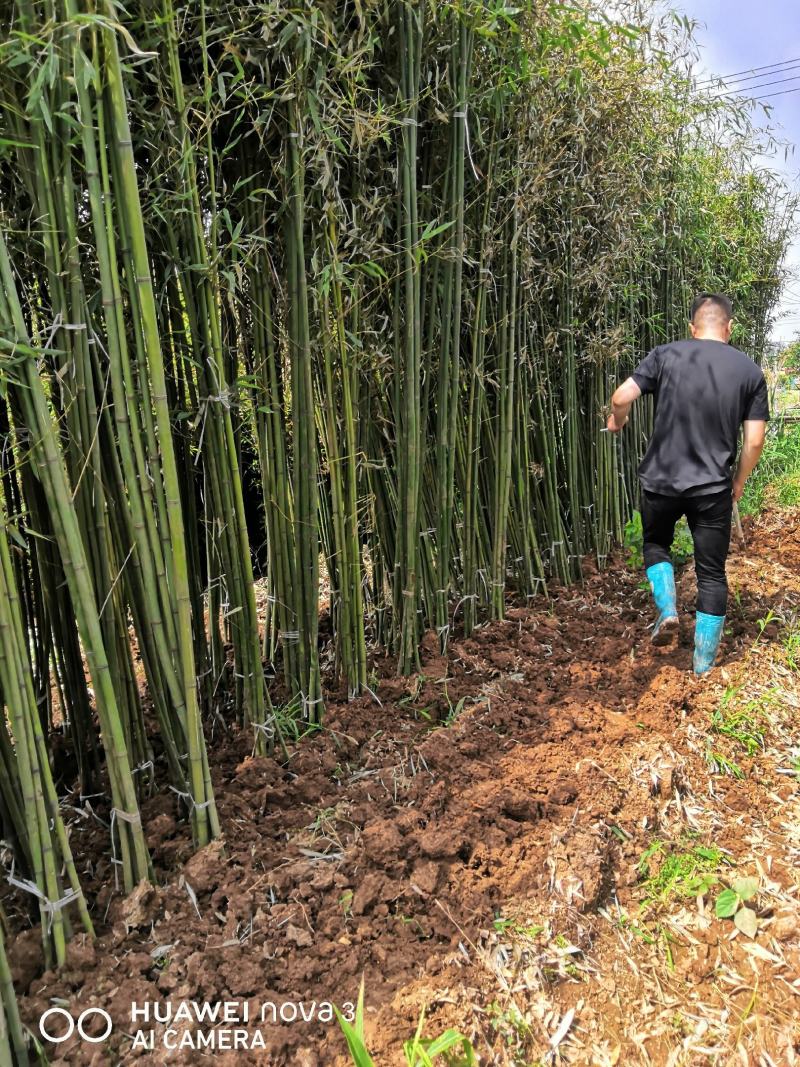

{"left": 7, "top": 872, "right": 82, "bottom": 933}
{"left": 168, "top": 786, "right": 213, "bottom": 812}
{"left": 111, "top": 807, "right": 142, "bottom": 824}
{"left": 253, "top": 721, "right": 274, "bottom": 738}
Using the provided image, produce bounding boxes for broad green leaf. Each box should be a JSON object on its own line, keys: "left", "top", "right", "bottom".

{"left": 693, "top": 846, "right": 720, "bottom": 861}
{"left": 732, "top": 877, "right": 759, "bottom": 901}
{"left": 715, "top": 888, "right": 739, "bottom": 918}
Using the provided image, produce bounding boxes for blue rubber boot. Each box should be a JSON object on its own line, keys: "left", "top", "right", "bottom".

{"left": 646, "top": 562, "right": 679, "bottom": 646}
{"left": 693, "top": 612, "right": 725, "bottom": 675}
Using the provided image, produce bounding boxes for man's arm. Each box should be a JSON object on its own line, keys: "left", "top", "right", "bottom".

{"left": 607, "top": 377, "right": 642, "bottom": 433}
{"left": 732, "top": 420, "right": 766, "bottom": 502}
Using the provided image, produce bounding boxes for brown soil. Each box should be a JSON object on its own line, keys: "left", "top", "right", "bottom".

{"left": 7, "top": 509, "right": 800, "bottom": 1065}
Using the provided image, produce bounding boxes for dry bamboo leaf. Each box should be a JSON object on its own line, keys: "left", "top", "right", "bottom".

{"left": 549, "top": 1006, "right": 575, "bottom": 1049}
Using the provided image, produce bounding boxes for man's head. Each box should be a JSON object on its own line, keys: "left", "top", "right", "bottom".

{"left": 689, "top": 293, "right": 733, "bottom": 342}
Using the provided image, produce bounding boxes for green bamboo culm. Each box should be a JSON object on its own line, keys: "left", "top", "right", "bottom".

{"left": 0, "top": 228, "right": 151, "bottom": 890}
{"left": 99, "top": 9, "right": 219, "bottom": 846}
{"left": 286, "top": 82, "right": 323, "bottom": 720}
{"left": 0, "top": 496, "right": 94, "bottom": 970}
{"left": 0, "top": 0, "right": 794, "bottom": 998}
{"left": 0, "top": 917, "right": 28, "bottom": 1067}
{"left": 395, "top": 0, "right": 424, "bottom": 675}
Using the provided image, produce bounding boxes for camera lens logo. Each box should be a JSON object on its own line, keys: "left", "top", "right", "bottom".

{"left": 39, "top": 1007, "right": 113, "bottom": 1044}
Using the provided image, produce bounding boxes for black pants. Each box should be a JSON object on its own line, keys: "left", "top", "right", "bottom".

{"left": 641, "top": 488, "right": 732, "bottom": 616}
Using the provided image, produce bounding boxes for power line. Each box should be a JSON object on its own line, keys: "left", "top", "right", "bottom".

{"left": 695, "top": 56, "right": 800, "bottom": 88}
{"left": 711, "top": 62, "right": 800, "bottom": 91}
{"left": 754, "top": 85, "right": 800, "bottom": 101}
{"left": 714, "top": 73, "right": 800, "bottom": 98}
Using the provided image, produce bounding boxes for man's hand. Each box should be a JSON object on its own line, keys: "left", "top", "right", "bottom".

{"left": 732, "top": 420, "right": 766, "bottom": 505}
{"left": 606, "top": 412, "right": 627, "bottom": 434}
{"left": 606, "top": 377, "right": 642, "bottom": 435}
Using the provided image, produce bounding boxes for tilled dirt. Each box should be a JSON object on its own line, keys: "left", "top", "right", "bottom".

{"left": 6, "top": 509, "right": 800, "bottom": 1065}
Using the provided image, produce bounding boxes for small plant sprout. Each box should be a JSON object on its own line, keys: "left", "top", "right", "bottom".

{"left": 705, "top": 748, "right": 744, "bottom": 779}
{"left": 339, "top": 890, "right": 354, "bottom": 921}
{"left": 335, "top": 978, "right": 373, "bottom": 1067}
{"left": 715, "top": 877, "right": 760, "bottom": 938}
{"left": 756, "top": 609, "right": 777, "bottom": 643}
{"left": 403, "top": 1011, "right": 477, "bottom": 1067}
{"left": 335, "top": 978, "right": 476, "bottom": 1067}
{"left": 492, "top": 914, "right": 545, "bottom": 940}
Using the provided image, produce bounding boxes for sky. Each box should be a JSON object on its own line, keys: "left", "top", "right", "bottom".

{"left": 679, "top": 0, "right": 800, "bottom": 343}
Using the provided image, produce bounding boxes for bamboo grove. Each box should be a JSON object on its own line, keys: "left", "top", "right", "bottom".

{"left": 0, "top": 0, "right": 795, "bottom": 1048}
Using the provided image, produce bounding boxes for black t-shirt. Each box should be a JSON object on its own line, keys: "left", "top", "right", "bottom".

{"left": 632, "top": 339, "right": 769, "bottom": 496}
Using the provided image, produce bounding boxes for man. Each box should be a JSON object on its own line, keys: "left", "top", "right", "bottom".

{"left": 607, "top": 293, "right": 768, "bottom": 674}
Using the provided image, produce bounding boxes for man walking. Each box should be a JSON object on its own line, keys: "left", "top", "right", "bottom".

{"left": 607, "top": 294, "right": 768, "bottom": 674}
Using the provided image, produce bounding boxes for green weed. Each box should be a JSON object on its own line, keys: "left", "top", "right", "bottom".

{"left": 336, "top": 979, "right": 476, "bottom": 1067}
{"left": 638, "top": 840, "right": 725, "bottom": 906}
{"left": 442, "top": 695, "right": 467, "bottom": 727}
{"left": 624, "top": 511, "right": 645, "bottom": 570}
{"left": 624, "top": 509, "right": 694, "bottom": 572}
{"left": 486, "top": 1000, "right": 532, "bottom": 1063}
{"left": 778, "top": 475, "right": 800, "bottom": 506}
{"left": 740, "top": 422, "right": 800, "bottom": 516}
{"left": 274, "top": 693, "right": 321, "bottom": 744}
{"left": 780, "top": 623, "right": 800, "bottom": 670}
{"left": 613, "top": 909, "right": 655, "bottom": 944}
{"left": 670, "top": 518, "right": 694, "bottom": 565}
{"left": 609, "top": 905, "right": 676, "bottom": 970}
{"left": 492, "top": 915, "right": 545, "bottom": 940}
{"left": 705, "top": 748, "right": 744, "bottom": 778}
{"left": 396, "top": 912, "right": 430, "bottom": 939}
{"left": 755, "top": 609, "right": 778, "bottom": 642}
{"left": 710, "top": 686, "right": 769, "bottom": 756}
{"left": 339, "top": 889, "right": 354, "bottom": 919}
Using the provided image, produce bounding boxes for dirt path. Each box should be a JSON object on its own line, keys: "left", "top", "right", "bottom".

{"left": 8, "top": 508, "right": 800, "bottom": 1065}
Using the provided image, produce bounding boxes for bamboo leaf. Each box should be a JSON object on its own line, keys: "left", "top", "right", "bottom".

{"left": 420, "top": 219, "right": 455, "bottom": 243}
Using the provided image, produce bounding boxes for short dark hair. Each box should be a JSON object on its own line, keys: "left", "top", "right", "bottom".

{"left": 690, "top": 293, "right": 733, "bottom": 323}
